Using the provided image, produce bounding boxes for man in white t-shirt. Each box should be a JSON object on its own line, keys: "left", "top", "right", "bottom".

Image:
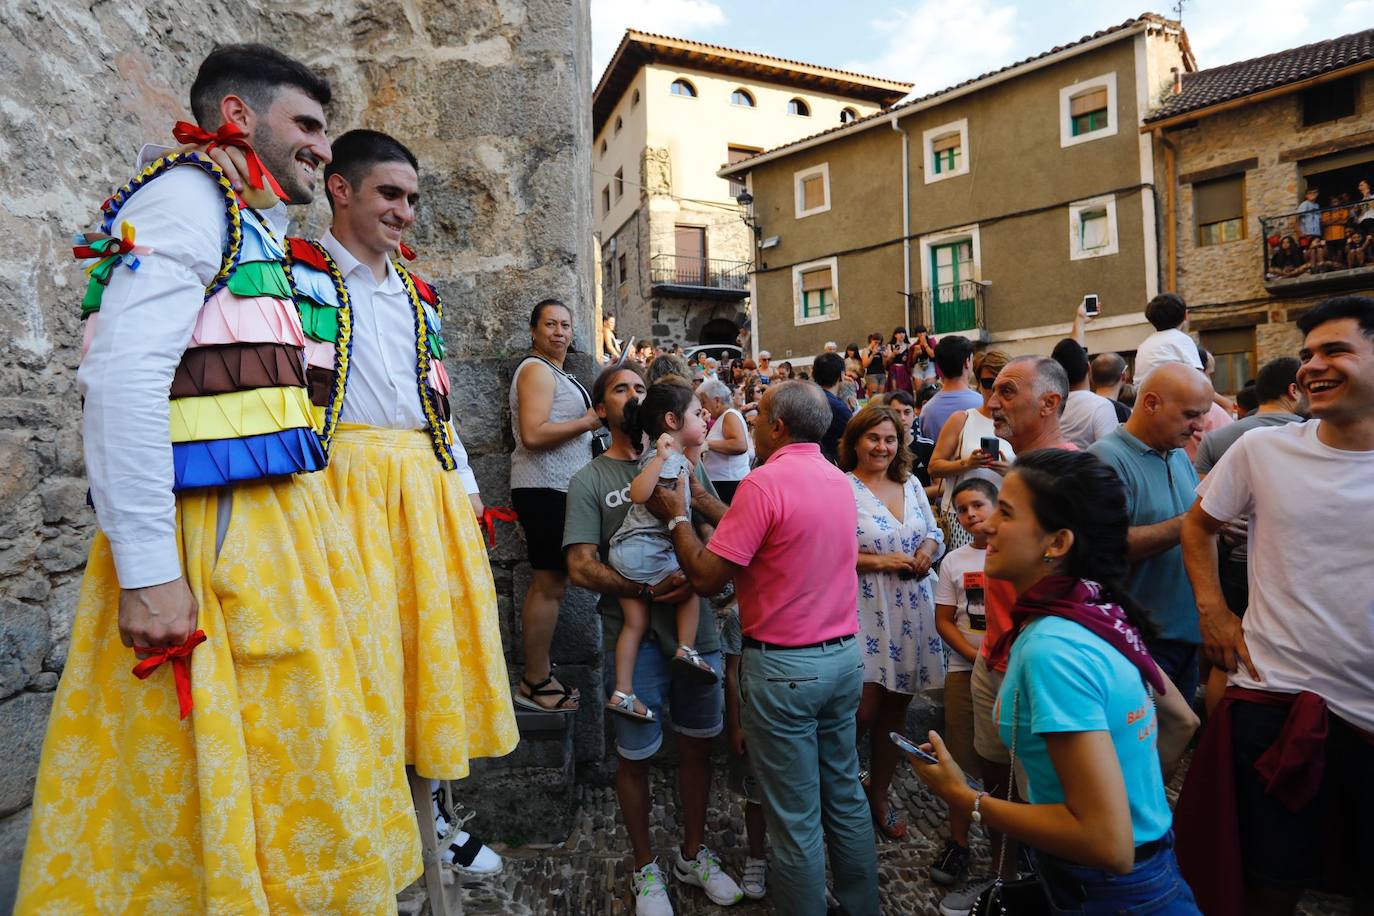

{"left": 1051, "top": 337, "right": 1120, "bottom": 448}
{"left": 1176, "top": 295, "right": 1374, "bottom": 916}
{"left": 1133, "top": 293, "right": 1203, "bottom": 383}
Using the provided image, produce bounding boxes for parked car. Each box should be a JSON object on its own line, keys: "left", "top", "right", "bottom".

{"left": 683, "top": 344, "right": 743, "bottom": 363}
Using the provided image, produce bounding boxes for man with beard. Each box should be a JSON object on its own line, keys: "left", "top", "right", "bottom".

{"left": 283, "top": 128, "right": 517, "bottom": 881}
{"left": 17, "top": 46, "right": 418, "bottom": 913}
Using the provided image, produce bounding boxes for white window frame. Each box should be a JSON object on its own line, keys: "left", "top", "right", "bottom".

{"left": 922, "top": 118, "right": 970, "bottom": 185}
{"left": 1068, "top": 194, "right": 1119, "bottom": 260}
{"left": 792, "top": 256, "right": 840, "bottom": 327}
{"left": 1059, "top": 72, "right": 1118, "bottom": 148}
{"left": 793, "top": 163, "right": 831, "bottom": 219}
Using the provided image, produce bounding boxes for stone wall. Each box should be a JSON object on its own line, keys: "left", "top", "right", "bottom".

{"left": 0, "top": 0, "right": 593, "bottom": 904}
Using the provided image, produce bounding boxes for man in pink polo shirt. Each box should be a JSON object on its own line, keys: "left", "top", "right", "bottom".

{"left": 650, "top": 381, "right": 879, "bottom": 916}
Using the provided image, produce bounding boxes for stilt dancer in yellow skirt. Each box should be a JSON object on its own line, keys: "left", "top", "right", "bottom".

{"left": 16, "top": 47, "right": 420, "bottom": 913}
{"left": 285, "top": 129, "right": 519, "bottom": 878}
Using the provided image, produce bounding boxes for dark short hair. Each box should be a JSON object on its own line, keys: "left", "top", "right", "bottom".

{"left": 838, "top": 406, "right": 911, "bottom": 482}
{"left": 1090, "top": 352, "right": 1127, "bottom": 388}
{"left": 934, "top": 335, "right": 973, "bottom": 378}
{"left": 323, "top": 129, "right": 418, "bottom": 208}
{"left": 591, "top": 362, "right": 646, "bottom": 408}
{"left": 1253, "top": 356, "right": 1299, "bottom": 403}
{"left": 1050, "top": 338, "right": 1090, "bottom": 386}
{"left": 190, "top": 44, "right": 331, "bottom": 129}
{"left": 529, "top": 298, "right": 571, "bottom": 327}
{"left": 1296, "top": 295, "right": 1374, "bottom": 341}
{"left": 886, "top": 390, "right": 917, "bottom": 410}
{"left": 1145, "top": 293, "right": 1188, "bottom": 331}
{"left": 952, "top": 477, "right": 998, "bottom": 504}
{"left": 916, "top": 383, "right": 940, "bottom": 409}
{"left": 812, "top": 352, "right": 845, "bottom": 387}
{"left": 1235, "top": 383, "right": 1259, "bottom": 414}
{"left": 623, "top": 379, "right": 694, "bottom": 446}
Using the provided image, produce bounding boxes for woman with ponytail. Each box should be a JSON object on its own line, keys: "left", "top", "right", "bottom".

{"left": 908, "top": 449, "right": 1201, "bottom": 914}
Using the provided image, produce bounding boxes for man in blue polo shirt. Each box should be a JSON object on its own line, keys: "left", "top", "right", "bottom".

{"left": 1089, "top": 362, "right": 1215, "bottom": 699}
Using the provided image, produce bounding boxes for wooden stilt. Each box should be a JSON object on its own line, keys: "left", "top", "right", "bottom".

{"left": 409, "top": 770, "right": 463, "bottom": 916}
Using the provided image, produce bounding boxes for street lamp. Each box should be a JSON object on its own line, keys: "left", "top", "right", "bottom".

{"left": 736, "top": 189, "right": 761, "bottom": 240}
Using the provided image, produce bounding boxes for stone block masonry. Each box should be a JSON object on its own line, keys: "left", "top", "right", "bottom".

{"left": 0, "top": 0, "right": 594, "bottom": 905}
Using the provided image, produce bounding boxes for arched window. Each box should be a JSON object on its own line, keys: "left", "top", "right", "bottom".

{"left": 615, "top": 115, "right": 623, "bottom": 134}
{"left": 731, "top": 88, "right": 755, "bottom": 108}
{"left": 840, "top": 107, "right": 859, "bottom": 124}
{"left": 787, "top": 98, "right": 811, "bottom": 117}
{"left": 670, "top": 79, "right": 697, "bottom": 98}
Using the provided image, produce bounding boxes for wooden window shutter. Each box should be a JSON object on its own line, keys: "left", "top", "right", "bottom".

{"left": 801, "top": 266, "right": 833, "bottom": 292}
{"left": 932, "top": 133, "right": 961, "bottom": 153}
{"left": 1194, "top": 174, "right": 1244, "bottom": 225}
{"left": 1070, "top": 87, "right": 1108, "bottom": 116}
{"left": 802, "top": 175, "right": 825, "bottom": 210}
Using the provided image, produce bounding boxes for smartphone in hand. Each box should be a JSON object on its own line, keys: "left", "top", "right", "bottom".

{"left": 1082, "top": 293, "right": 1100, "bottom": 317}
{"left": 890, "top": 731, "right": 939, "bottom": 764}
{"left": 979, "top": 436, "right": 1001, "bottom": 461}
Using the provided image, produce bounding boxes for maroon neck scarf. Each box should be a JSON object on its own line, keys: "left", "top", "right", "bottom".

{"left": 991, "top": 576, "right": 1167, "bottom": 693}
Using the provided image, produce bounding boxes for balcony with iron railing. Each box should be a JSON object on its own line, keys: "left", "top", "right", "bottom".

{"left": 908, "top": 280, "right": 987, "bottom": 335}
{"left": 649, "top": 254, "right": 751, "bottom": 299}
{"left": 1259, "top": 202, "right": 1374, "bottom": 297}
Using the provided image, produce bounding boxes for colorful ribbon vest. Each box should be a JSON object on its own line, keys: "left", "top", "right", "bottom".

{"left": 76, "top": 152, "right": 326, "bottom": 491}
{"left": 284, "top": 239, "right": 458, "bottom": 470}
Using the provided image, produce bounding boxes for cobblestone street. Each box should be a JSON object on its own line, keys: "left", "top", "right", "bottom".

{"left": 412, "top": 753, "right": 1355, "bottom": 916}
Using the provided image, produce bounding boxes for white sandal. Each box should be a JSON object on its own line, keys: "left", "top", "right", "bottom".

{"left": 607, "top": 690, "right": 655, "bottom": 721}
{"left": 672, "top": 645, "right": 720, "bottom": 685}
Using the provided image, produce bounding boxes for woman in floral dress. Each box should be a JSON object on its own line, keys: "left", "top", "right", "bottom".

{"left": 840, "top": 405, "right": 945, "bottom": 839}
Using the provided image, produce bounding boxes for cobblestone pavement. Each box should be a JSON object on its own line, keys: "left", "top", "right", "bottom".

{"left": 407, "top": 753, "right": 1353, "bottom": 916}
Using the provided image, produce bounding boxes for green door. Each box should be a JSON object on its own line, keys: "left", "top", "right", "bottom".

{"left": 931, "top": 241, "right": 975, "bottom": 333}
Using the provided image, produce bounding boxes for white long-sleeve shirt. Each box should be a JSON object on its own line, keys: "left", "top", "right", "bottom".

{"left": 78, "top": 163, "right": 291, "bottom": 589}
{"left": 320, "top": 232, "right": 478, "bottom": 494}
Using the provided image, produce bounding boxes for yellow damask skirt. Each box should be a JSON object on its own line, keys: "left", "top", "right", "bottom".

{"left": 327, "top": 425, "right": 518, "bottom": 780}
{"left": 16, "top": 473, "right": 420, "bottom": 914}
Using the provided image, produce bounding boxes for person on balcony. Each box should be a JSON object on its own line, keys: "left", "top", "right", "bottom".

{"left": 1268, "top": 235, "right": 1310, "bottom": 279}
{"left": 1347, "top": 228, "right": 1371, "bottom": 269}
{"left": 1297, "top": 186, "right": 1322, "bottom": 242}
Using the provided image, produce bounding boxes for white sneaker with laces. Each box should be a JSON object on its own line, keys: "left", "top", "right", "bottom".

{"left": 632, "top": 860, "right": 674, "bottom": 916}
{"left": 673, "top": 844, "right": 744, "bottom": 905}
{"left": 741, "top": 856, "right": 768, "bottom": 900}
{"left": 431, "top": 781, "right": 503, "bottom": 877}
{"left": 939, "top": 877, "right": 998, "bottom": 916}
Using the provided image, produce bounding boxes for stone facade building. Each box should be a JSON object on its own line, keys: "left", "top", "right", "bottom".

{"left": 0, "top": 1, "right": 594, "bottom": 904}
{"left": 592, "top": 31, "right": 909, "bottom": 352}
{"left": 1144, "top": 29, "right": 1374, "bottom": 384}
{"left": 719, "top": 15, "right": 1193, "bottom": 367}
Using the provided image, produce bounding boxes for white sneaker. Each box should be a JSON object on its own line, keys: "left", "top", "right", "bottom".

{"left": 673, "top": 844, "right": 744, "bottom": 906}
{"left": 431, "top": 782, "right": 503, "bottom": 877}
{"left": 939, "top": 877, "right": 997, "bottom": 916}
{"left": 741, "top": 856, "right": 768, "bottom": 900}
{"left": 632, "top": 860, "right": 674, "bottom": 916}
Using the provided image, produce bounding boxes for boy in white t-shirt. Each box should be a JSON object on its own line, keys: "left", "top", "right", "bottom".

{"left": 929, "top": 476, "right": 997, "bottom": 886}
{"left": 1133, "top": 292, "right": 1203, "bottom": 382}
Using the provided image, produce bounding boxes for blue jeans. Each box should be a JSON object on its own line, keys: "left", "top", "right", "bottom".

{"left": 602, "top": 647, "right": 724, "bottom": 760}
{"left": 740, "top": 637, "right": 879, "bottom": 916}
{"left": 1035, "top": 832, "right": 1201, "bottom": 914}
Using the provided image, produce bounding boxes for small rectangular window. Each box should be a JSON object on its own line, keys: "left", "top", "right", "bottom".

{"left": 1195, "top": 174, "right": 1245, "bottom": 247}
{"left": 931, "top": 133, "right": 961, "bottom": 174}
{"left": 800, "top": 266, "right": 835, "bottom": 317}
{"left": 617, "top": 253, "right": 627, "bottom": 285}
{"left": 1301, "top": 77, "right": 1356, "bottom": 126}
{"left": 614, "top": 168, "right": 624, "bottom": 201}
{"left": 802, "top": 175, "right": 825, "bottom": 210}
{"left": 1070, "top": 87, "right": 1109, "bottom": 136}
{"left": 601, "top": 186, "right": 610, "bottom": 215}
{"left": 1079, "top": 209, "right": 1109, "bottom": 250}
{"left": 727, "top": 145, "right": 757, "bottom": 197}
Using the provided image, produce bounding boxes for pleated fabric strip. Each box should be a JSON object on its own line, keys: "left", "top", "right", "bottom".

{"left": 172, "top": 426, "right": 326, "bottom": 491}
{"left": 226, "top": 260, "right": 292, "bottom": 300}
{"left": 307, "top": 366, "right": 338, "bottom": 408}
{"left": 170, "top": 343, "right": 307, "bottom": 399}
{"left": 169, "top": 386, "right": 315, "bottom": 443}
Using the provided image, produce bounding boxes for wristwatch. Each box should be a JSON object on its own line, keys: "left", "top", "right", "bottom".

{"left": 667, "top": 515, "right": 691, "bottom": 533}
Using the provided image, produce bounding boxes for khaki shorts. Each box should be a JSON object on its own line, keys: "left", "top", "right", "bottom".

{"left": 942, "top": 669, "right": 978, "bottom": 774}
{"left": 970, "top": 653, "right": 1009, "bottom": 764}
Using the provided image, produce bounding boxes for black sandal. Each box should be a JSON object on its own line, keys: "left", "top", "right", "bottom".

{"left": 514, "top": 675, "right": 579, "bottom": 714}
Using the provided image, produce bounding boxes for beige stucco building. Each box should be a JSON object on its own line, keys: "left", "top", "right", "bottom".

{"left": 719, "top": 15, "right": 1194, "bottom": 367}
{"left": 592, "top": 31, "right": 910, "bottom": 349}
{"left": 1144, "top": 29, "right": 1374, "bottom": 389}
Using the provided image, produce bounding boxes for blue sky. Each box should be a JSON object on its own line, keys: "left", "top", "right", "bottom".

{"left": 592, "top": 0, "right": 1374, "bottom": 94}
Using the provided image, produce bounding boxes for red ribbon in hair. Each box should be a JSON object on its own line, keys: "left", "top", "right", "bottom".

{"left": 398, "top": 242, "right": 417, "bottom": 261}
{"left": 172, "top": 121, "right": 287, "bottom": 199}
{"left": 479, "top": 506, "right": 519, "bottom": 549}
{"left": 131, "top": 629, "right": 208, "bottom": 720}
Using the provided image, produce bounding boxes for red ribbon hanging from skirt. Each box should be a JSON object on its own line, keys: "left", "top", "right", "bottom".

{"left": 171, "top": 121, "right": 287, "bottom": 200}
{"left": 131, "top": 629, "right": 208, "bottom": 720}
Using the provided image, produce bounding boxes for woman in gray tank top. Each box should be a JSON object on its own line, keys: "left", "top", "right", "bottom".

{"left": 510, "top": 300, "right": 597, "bottom": 713}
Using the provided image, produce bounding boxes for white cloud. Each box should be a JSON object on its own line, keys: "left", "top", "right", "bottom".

{"left": 591, "top": 0, "right": 729, "bottom": 80}
{"left": 844, "top": 0, "right": 1021, "bottom": 95}
{"left": 1183, "top": 0, "right": 1313, "bottom": 67}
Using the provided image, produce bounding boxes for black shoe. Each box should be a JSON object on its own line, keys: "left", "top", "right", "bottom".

{"left": 930, "top": 838, "right": 970, "bottom": 886}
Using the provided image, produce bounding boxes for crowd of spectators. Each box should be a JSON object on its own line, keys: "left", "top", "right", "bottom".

{"left": 1268, "top": 178, "right": 1374, "bottom": 278}
{"left": 554, "top": 292, "right": 1368, "bottom": 916}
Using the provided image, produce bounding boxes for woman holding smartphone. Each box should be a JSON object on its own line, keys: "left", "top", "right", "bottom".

{"left": 909, "top": 449, "right": 1200, "bottom": 914}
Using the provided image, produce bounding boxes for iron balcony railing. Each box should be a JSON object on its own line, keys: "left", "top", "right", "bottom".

{"left": 908, "top": 280, "right": 986, "bottom": 335}
{"left": 649, "top": 254, "right": 751, "bottom": 293}
{"left": 1259, "top": 201, "right": 1374, "bottom": 293}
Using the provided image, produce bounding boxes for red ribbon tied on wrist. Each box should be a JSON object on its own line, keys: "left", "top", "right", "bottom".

{"left": 479, "top": 506, "right": 519, "bottom": 549}
{"left": 171, "top": 121, "right": 287, "bottom": 199}
{"left": 131, "top": 629, "right": 208, "bottom": 720}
